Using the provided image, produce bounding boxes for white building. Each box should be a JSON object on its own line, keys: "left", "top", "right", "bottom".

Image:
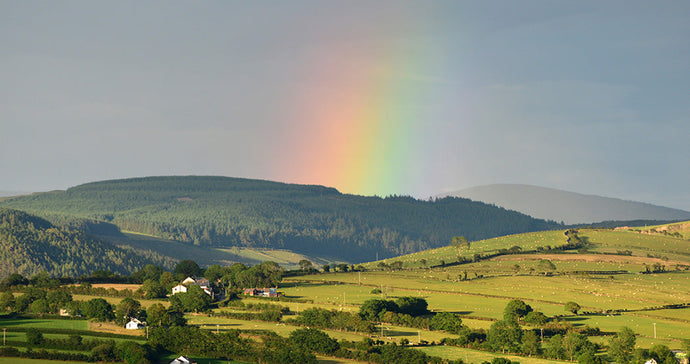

{"left": 171, "top": 277, "right": 213, "bottom": 298}
{"left": 125, "top": 318, "right": 144, "bottom": 330}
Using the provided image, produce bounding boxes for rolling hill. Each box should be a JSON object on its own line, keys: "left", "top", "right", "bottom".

{"left": 0, "top": 176, "right": 562, "bottom": 263}
{"left": 442, "top": 184, "right": 690, "bottom": 224}
{"left": 0, "top": 208, "right": 174, "bottom": 277}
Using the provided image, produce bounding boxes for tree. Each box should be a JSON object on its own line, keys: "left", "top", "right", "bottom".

{"left": 608, "top": 327, "right": 636, "bottom": 364}
{"left": 82, "top": 298, "right": 114, "bottom": 322}
{"left": 322, "top": 264, "right": 330, "bottom": 272}
{"left": 577, "top": 350, "right": 604, "bottom": 364}
{"left": 204, "top": 264, "right": 227, "bottom": 283}
{"left": 524, "top": 311, "right": 548, "bottom": 325}
{"left": 174, "top": 259, "right": 202, "bottom": 278}
{"left": 1, "top": 273, "right": 27, "bottom": 287}
{"left": 451, "top": 236, "right": 469, "bottom": 254}
{"left": 649, "top": 344, "right": 677, "bottom": 364}
{"left": 565, "top": 301, "right": 581, "bottom": 315}
{"left": 138, "top": 279, "right": 168, "bottom": 299}
{"left": 359, "top": 299, "right": 398, "bottom": 322}
{"left": 544, "top": 334, "right": 565, "bottom": 359}
{"left": 46, "top": 290, "right": 72, "bottom": 313}
{"left": 177, "top": 284, "right": 212, "bottom": 313}
{"left": 395, "top": 297, "right": 429, "bottom": 317}
{"left": 299, "top": 259, "right": 313, "bottom": 272}
{"left": 0, "top": 291, "right": 15, "bottom": 311}
{"left": 26, "top": 328, "right": 44, "bottom": 345}
{"left": 430, "top": 312, "right": 463, "bottom": 334}
{"left": 130, "top": 264, "right": 164, "bottom": 283}
{"left": 115, "top": 298, "right": 143, "bottom": 325}
{"left": 147, "top": 303, "right": 169, "bottom": 327}
{"left": 159, "top": 271, "right": 176, "bottom": 290}
{"left": 289, "top": 328, "right": 340, "bottom": 354}
{"left": 487, "top": 319, "right": 522, "bottom": 353}
{"left": 29, "top": 298, "right": 49, "bottom": 313}
{"left": 521, "top": 330, "right": 541, "bottom": 356}
{"left": 538, "top": 259, "right": 557, "bottom": 274}
{"left": 116, "top": 341, "right": 150, "bottom": 364}
{"left": 504, "top": 299, "right": 533, "bottom": 321}
{"left": 563, "top": 331, "right": 593, "bottom": 361}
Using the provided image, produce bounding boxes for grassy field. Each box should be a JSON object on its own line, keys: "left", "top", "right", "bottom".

{"left": 633, "top": 220, "right": 690, "bottom": 240}
{"left": 362, "top": 230, "right": 570, "bottom": 269}
{"left": 418, "top": 345, "right": 573, "bottom": 364}
{"left": 0, "top": 318, "right": 88, "bottom": 330}
{"left": 278, "top": 225, "right": 690, "bottom": 356}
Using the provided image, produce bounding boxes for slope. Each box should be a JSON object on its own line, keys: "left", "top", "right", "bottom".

{"left": 364, "top": 223, "right": 690, "bottom": 270}
{"left": 0, "top": 208, "right": 174, "bottom": 277}
{"left": 0, "top": 176, "right": 561, "bottom": 262}
{"left": 443, "top": 184, "right": 690, "bottom": 224}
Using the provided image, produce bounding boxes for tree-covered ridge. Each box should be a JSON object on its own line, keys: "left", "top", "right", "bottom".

{"left": 0, "top": 176, "right": 562, "bottom": 262}
{"left": 0, "top": 208, "right": 172, "bottom": 277}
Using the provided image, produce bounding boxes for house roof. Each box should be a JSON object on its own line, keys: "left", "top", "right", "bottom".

{"left": 170, "top": 355, "right": 195, "bottom": 364}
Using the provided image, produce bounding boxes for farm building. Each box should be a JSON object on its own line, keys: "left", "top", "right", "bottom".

{"left": 243, "top": 288, "right": 280, "bottom": 297}
{"left": 125, "top": 318, "right": 144, "bottom": 330}
{"left": 170, "top": 356, "right": 196, "bottom": 364}
{"left": 172, "top": 276, "right": 213, "bottom": 298}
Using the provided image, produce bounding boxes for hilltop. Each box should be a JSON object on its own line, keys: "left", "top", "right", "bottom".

{"left": 0, "top": 176, "right": 561, "bottom": 263}
{"left": 443, "top": 184, "right": 690, "bottom": 224}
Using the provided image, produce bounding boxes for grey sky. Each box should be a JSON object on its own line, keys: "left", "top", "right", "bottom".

{"left": 1, "top": 1, "right": 688, "bottom": 210}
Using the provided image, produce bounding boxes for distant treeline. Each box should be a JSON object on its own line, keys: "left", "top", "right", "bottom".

{"left": 0, "top": 176, "right": 562, "bottom": 262}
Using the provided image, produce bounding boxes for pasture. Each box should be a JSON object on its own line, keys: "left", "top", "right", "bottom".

{"left": 418, "top": 345, "right": 572, "bottom": 364}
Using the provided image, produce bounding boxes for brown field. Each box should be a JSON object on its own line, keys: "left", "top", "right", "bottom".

{"left": 90, "top": 283, "right": 142, "bottom": 290}
{"left": 88, "top": 321, "right": 145, "bottom": 337}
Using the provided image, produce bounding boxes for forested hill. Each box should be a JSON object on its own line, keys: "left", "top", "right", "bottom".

{"left": 0, "top": 208, "right": 173, "bottom": 277}
{"left": 0, "top": 176, "right": 562, "bottom": 262}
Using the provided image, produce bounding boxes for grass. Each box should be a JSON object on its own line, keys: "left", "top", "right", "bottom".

{"left": 0, "top": 359, "right": 88, "bottom": 364}
{"left": 418, "top": 345, "right": 573, "bottom": 364}
{"left": 282, "top": 268, "right": 690, "bottom": 344}
{"left": 0, "top": 318, "right": 88, "bottom": 331}
{"left": 579, "top": 229, "right": 690, "bottom": 260}
{"left": 363, "top": 230, "right": 570, "bottom": 269}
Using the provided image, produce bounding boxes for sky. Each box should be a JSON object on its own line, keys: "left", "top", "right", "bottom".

{"left": 1, "top": 1, "right": 689, "bottom": 210}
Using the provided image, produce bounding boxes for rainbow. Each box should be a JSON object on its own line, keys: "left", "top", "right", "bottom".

{"left": 279, "top": 37, "right": 447, "bottom": 197}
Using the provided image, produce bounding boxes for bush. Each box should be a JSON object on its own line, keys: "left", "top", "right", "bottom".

{"left": 26, "top": 328, "right": 43, "bottom": 345}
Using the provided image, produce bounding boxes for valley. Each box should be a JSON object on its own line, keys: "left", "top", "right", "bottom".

{"left": 0, "top": 210, "right": 688, "bottom": 363}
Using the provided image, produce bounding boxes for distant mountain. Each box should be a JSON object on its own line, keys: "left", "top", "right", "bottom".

{"left": 0, "top": 191, "right": 29, "bottom": 197}
{"left": 0, "top": 208, "right": 173, "bottom": 277}
{"left": 0, "top": 176, "right": 562, "bottom": 263}
{"left": 442, "top": 184, "right": 690, "bottom": 225}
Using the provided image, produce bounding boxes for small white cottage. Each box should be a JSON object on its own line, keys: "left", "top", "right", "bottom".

{"left": 125, "top": 318, "right": 144, "bottom": 330}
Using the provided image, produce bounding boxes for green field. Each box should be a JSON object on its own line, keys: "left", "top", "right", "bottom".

{"left": 363, "top": 230, "right": 571, "bottom": 269}
{"left": 280, "top": 226, "right": 690, "bottom": 355}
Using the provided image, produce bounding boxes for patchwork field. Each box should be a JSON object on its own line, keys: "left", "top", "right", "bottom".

{"left": 281, "top": 226, "right": 690, "bottom": 352}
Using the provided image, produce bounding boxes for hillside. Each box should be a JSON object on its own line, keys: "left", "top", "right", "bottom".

{"left": 0, "top": 208, "right": 174, "bottom": 277}
{"left": 366, "top": 224, "right": 690, "bottom": 270}
{"left": 0, "top": 176, "right": 561, "bottom": 262}
{"left": 443, "top": 184, "right": 690, "bottom": 224}
{"left": 286, "top": 222, "right": 690, "bottom": 355}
